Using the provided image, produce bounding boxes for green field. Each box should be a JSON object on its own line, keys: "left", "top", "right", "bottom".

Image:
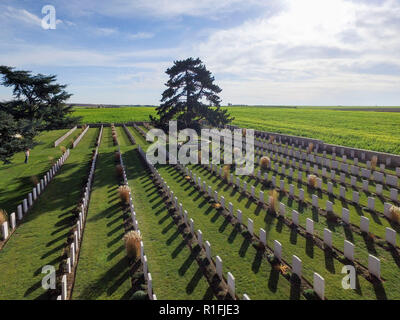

{"left": 73, "top": 106, "right": 400, "bottom": 155}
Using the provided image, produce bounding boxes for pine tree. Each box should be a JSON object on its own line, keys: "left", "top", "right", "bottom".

{"left": 150, "top": 57, "right": 233, "bottom": 132}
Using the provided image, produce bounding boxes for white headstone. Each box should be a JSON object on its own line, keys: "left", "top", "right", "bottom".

{"left": 237, "top": 210, "right": 242, "bottom": 223}
{"left": 313, "top": 273, "right": 325, "bottom": 300}
{"left": 306, "top": 218, "right": 314, "bottom": 235}
{"left": 197, "top": 230, "right": 203, "bottom": 246}
{"left": 360, "top": 216, "right": 369, "bottom": 233}
{"left": 386, "top": 228, "right": 396, "bottom": 246}
{"left": 368, "top": 255, "right": 381, "bottom": 279}
{"left": 216, "top": 256, "right": 223, "bottom": 279}
{"left": 274, "top": 240, "right": 282, "bottom": 261}
{"left": 292, "top": 210, "right": 299, "bottom": 226}
{"left": 326, "top": 201, "right": 333, "bottom": 213}
{"left": 344, "top": 240, "right": 354, "bottom": 261}
{"left": 205, "top": 241, "right": 212, "bottom": 261}
{"left": 342, "top": 208, "right": 350, "bottom": 224}
{"left": 10, "top": 212, "right": 16, "bottom": 230}
{"left": 367, "top": 197, "right": 375, "bottom": 211}
{"left": 292, "top": 255, "right": 302, "bottom": 278}
{"left": 227, "top": 272, "right": 235, "bottom": 297}
{"left": 61, "top": 275, "right": 67, "bottom": 300}
{"left": 1, "top": 222, "right": 9, "bottom": 240}
{"left": 390, "top": 188, "right": 398, "bottom": 202}
{"left": 17, "top": 205, "right": 23, "bottom": 220}
{"left": 323, "top": 228, "right": 332, "bottom": 248}
{"left": 247, "top": 218, "right": 254, "bottom": 236}
{"left": 312, "top": 195, "right": 318, "bottom": 208}
{"left": 260, "top": 228, "right": 266, "bottom": 245}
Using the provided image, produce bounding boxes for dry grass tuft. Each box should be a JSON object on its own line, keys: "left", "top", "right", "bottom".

{"left": 60, "top": 146, "right": 66, "bottom": 154}
{"left": 185, "top": 175, "right": 191, "bottom": 180}
{"left": 268, "top": 190, "right": 279, "bottom": 213}
{"left": 30, "top": 175, "right": 39, "bottom": 186}
{"left": 116, "top": 164, "right": 124, "bottom": 178}
{"left": 118, "top": 185, "right": 131, "bottom": 204}
{"left": 371, "top": 155, "right": 378, "bottom": 171}
{"left": 308, "top": 174, "right": 317, "bottom": 188}
{"left": 115, "top": 152, "right": 121, "bottom": 162}
{"left": 389, "top": 205, "right": 400, "bottom": 224}
{"left": 0, "top": 209, "right": 7, "bottom": 225}
{"left": 213, "top": 203, "right": 222, "bottom": 209}
{"left": 307, "top": 143, "right": 314, "bottom": 154}
{"left": 223, "top": 165, "right": 231, "bottom": 181}
{"left": 269, "top": 135, "right": 275, "bottom": 144}
{"left": 259, "top": 156, "right": 270, "bottom": 170}
{"left": 123, "top": 230, "right": 142, "bottom": 259}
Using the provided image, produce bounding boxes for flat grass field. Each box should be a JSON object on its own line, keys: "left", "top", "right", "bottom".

{"left": 73, "top": 106, "right": 400, "bottom": 155}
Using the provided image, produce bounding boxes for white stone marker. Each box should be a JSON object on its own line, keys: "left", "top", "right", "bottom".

{"left": 292, "top": 255, "right": 302, "bottom": 278}
{"left": 326, "top": 200, "right": 333, "bottom": 213}
{"left": 216, "top": 256, "right": 223, "bottom": 279}
{"left": 61, "top": 275, "right": 67, "bottom": 300}
{"left": 327, "top": 182, "right": 333, "bottom": 194}
{"left": 312, "top": 195, "right": 318, "bottom": 208}
{"left": 299, "top": 189, "right": 305, "bottom": 202}
{"left": 289, "top": 184, "right": 295, "bottom": 197}
{"left": 274, "top": 240, "right": 282, "bottom": 261}
{"left": 189, "top": 219, "right": 194, "bottom": 235}
{"left": 70, "top": 243, "right": 75, "bottom": 266}
{"left": 314, "top": 273, "right": 325, "bottom": 300}
{"left": 237, "top": 210, "right": 242, "bottom": 223}
{"left": 205, "top": 241, "right": 212, "bottom": 261}
{"left": 66, "top": 258, "right": 71, "bottom": 274}
{"left": 258, "top": 228, "right": 266, "bottom": 246}
{"left": 362, "top": 180, "right": 369, "bottom": 192}
{"left": 247, "top": 218, "right": 254, "bottom": 236}
{"left": 251, "top": 186, "right": 255, "bottom": 198}
{"left": 292, "top": 210, "right": 299, "bottom": 226}
{"left": 324, "top": 229, "right": 332, "bottom": 248}
{"left": 386, "top": 228, "right": 396, "bottom": 246}
{"left": 390, "top": 188, "right": 398, "bottom": 202}
{"left": 342, "top": 208, "right": 350, "bottom": 224}
{"left": 227, "top": 272, "right": 235, "bottom": 297}
{"left": 228, "top": 202, "right": 233, "bottom": 215}
{"left": 360, "top": 216, "right": 369, "bottom": 233}
{"left": 147, "top": 273, "right": 153, "bottom": 299}
{"left": 306, "top": 218, "right": 314, "bottom": 235}
{"left": 214, "top": 191, "right": 218, "bottom": 203}
{"left": 220, "top": 196, "right": 225, "bottom": 208}
{"left": 10, "top": 212, "right": 16, "bottom": 230}
{"left": 1, "top": 222, "right": 9, "bottom": 240}
{"left": 197, "top": 230, "right": 203, "bottom": 246}
{"left": 17, "top": 205, "right": 23, "bottom": 220}
{"left": 23, "top": 199, "right": 28, "bottom": 214}
{"left": 344, "top": 240, "right": 354, "bottom": 261}
{"left": 367, "top": 197, "right": 375, "bottom": 211}
{"left": 352, "top": 191, "right": 359, "bottom": 204}
{"left": 28, "top": 193, "right": 33, "bottom": 207}
{"left": 376, "top": 184, "right": 383, "bottom": 195}
{"left": 279, "top": 202, "right": 286, "bottom": 217}
{"left": 33, "top": 188, "right": 37, "bottom": 201}
{"left": 368, "top": 255, "right": 381, "bottom": 279}
{"left": 384, "top": 203, "right": 392, "bottom": 218}
{"left": 259, "top": 191, "right": 264, "bottom": 204}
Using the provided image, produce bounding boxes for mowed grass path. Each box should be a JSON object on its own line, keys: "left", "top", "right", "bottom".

{"left": 0, "top": 128, "right": 99, "bottom": 299}
{"left": 73, "top": 127, "right": 133, "bottom": 300}
{"left": 0, "top": 129, "right": 69, "bottom": 214}
{"left": 123, "top": 147, "right": 214, "bottom": 300}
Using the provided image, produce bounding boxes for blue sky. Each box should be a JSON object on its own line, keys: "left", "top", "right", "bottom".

{"left": 0, "top": 0, "right": 399, "bottom": 105}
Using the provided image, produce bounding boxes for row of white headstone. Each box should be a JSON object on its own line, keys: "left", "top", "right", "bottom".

{"left": 253, "top": 150, "right": 399, "bottom": 203}
{"left": 139, "top": 145, "right": 242, "bottom": 300}
{"left": 72, "top": 125, "right": 90, "bottom": 149}
{"left": 130, "top": 145, "right": 157, "bottom": 300}
{"left": 123, "top": 124, "right": 136, "bottom": 145}
{"left": 185, "top": 160, "right": 387, "bottom": 294}
{"left": 1, "top": 149, "right": 71, "bottom": 242}
{"left": 253, "top": 129, "right": 398, "bottom": 172}
{"left": 54, "top": 126, "right": 77, "bottom": 147}
{"left": 96, "top": 125, "right": 103, "bottom": 146}
{"left": 253, "top": 138, "right": 399, "bottom": 187}
{"left": 58, "top": 147, "right": 99, "bottom": 300}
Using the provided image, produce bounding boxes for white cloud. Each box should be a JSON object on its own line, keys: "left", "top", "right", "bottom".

{"left": 1, "top": 6, "right": 41, "bottom": 26}
{"left": 127, "top": 32, "right": 154, "bottom": 40}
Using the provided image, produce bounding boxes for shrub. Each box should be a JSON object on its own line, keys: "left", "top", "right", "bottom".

{"left": 268, "top": 190, "right": 279, "bottom": 213}
{"left": 116, "top": 164, "right": 124, "bottom": 178}
{"left": 118, "top": 185, "right": 131, "bottom": 204}
{"left": 123, "top": 230, "right": 142, "bottom": 259}
{"left": 132, "top": 290, "right": 147, "bottom": 300}
{"left": 389, "top": 205, "right": 400, "bottom": 224}
{"left": 59, "top": 146, "right": 66, "bottom": 154}
{"left": 308, "top": 174, "right": 317, "bottom": 188}
{"left": 371, "top": 155, "right": 378, "bottom": 171}
{"left": 269, "top": 135, "right": 275, "bottom": 144}
{"left": 30, "top": 175, "right": 39, "bottom": 186}
{"left": 115, "top": 152, "right": 121, "bottom": 162}
{"left": 223, "top": 165, "right": 230, "bottom": 181}
{"left": 307, "top": 143, "right": 314, "bottom": 154}
{"left": 0, "top": 209, "right": 8, "bottom": 225}
{"left": 259, "top": 156, "right": 270, "bottom": 170}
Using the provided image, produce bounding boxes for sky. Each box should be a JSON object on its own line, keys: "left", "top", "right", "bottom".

{"left": 0, "top": 0, "right": 399, "bottom": 106}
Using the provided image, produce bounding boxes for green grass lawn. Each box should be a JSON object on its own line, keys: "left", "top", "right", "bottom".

{"left": 0, "top": 128, "right": 99, "bottom": 299}
{"left": 72, "top": 127, "right": 133, "bottom": 300}
{"left": 0, "top": 129, "right": 69, "bottom": 214}
{"left": 123, "top": 147, "right": 215, "bottom": 300}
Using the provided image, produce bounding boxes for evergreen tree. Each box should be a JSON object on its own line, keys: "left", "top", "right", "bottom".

{"left": 150, "top": 57, "right": 233, "bottom": 132}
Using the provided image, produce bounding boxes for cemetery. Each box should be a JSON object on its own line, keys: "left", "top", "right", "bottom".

{"left": 0, "top": 120, "right": 399, "bottom": 301}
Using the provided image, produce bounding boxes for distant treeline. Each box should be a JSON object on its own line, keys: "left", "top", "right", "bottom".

{"left": 69, "top": 104, "right": 155, "bottom": 108}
